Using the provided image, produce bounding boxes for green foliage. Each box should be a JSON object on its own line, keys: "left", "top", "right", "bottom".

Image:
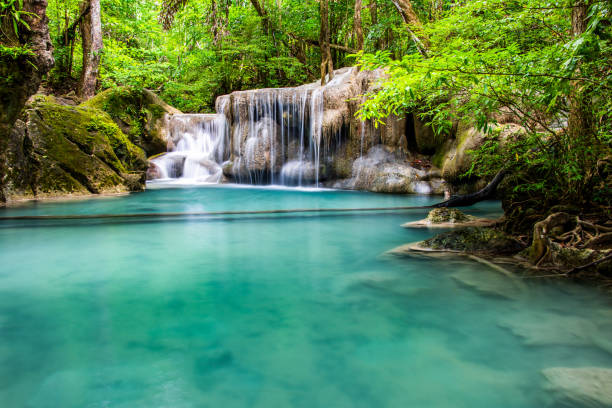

{"left": 357, "top": 0, "right": 612, "bottom": 207}
{"left": 0, "top": 43, "right": 32, "bottom": 58}
{"left": 0, "top": 0, "right": 33, "bottom": 38}
{"left": 44, "top": 0, "right": 420, "bottom": 111}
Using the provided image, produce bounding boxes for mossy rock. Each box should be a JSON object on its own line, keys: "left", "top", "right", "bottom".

{"left": 422, "top": 227, "right": 523, "bottom": 255}
{"left": 83, "top": 86, "right": 181, "bottom": 156}
{"left": 4, "top": 98, "right": 148, "bottom": 199}
{"left": 426, "top": 208, "right": 474, "bottom": 224}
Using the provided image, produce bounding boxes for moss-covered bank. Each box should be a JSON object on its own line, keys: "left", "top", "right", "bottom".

{"left": 2, "top": 88, "right": 179, "bottom": 203}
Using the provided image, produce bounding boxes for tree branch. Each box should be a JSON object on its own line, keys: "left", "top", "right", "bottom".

{"left": 432, "top": 169, "right": 508, "bottom": 208}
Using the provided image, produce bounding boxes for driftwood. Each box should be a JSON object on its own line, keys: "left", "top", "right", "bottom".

{"left": 432, "top": 169, "right": 508, "bottom": 208}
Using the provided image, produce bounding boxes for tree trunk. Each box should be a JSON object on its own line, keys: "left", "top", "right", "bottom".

{"left": 79, "top": 0, "right": 102, "bottom": 100}
{"left": 369, "top": 0, "right": 377, "bottom": 26}
{"left": 55, "top": 4, "right": 89, "bottom": 80}
{"left": 569, "top": 0, "right": 589, "bottom": 137}
{"left": 249, "top": 0, "right": 271, "bottom": 35}
{"left": 567, "top": 0, "right": 593, "bottom": 198}
{"left": 354, "top": 0, "right": 364, "bottom": 50}
{"left": 368, "top": 0, "right": 383, "bottom": 49}
{"left": 0, "top": 0, "right": 54, "bottom": 202}
{"left": 320, "top": 0, "right": 334, "bottom": 85}
{"left": 391, "top": 0, "right": 428, "bottom": 56}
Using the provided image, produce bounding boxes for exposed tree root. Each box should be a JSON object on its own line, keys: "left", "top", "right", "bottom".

{"left": 524, "top": 212, "right": 612, "bottom": 277}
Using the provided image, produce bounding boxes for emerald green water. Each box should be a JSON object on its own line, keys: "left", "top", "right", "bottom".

{"left": 0, "top": 187, "right": 611, "bottom": 407}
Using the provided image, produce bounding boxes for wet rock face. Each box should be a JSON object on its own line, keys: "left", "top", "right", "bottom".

{"left": 333, "top": 146, "right": 446, "bottom": 194}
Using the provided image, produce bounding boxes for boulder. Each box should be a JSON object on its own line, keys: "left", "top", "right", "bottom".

{"left": 4, "top": 98, "right": 147, "bottom": 200}
{"left": 440, "top": 126, "right": 485, "bottom": 183}
{"left": 333, "top": 145, "right": 446, "bottom": 194}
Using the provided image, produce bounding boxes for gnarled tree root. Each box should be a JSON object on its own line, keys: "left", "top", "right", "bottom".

{"left": 524, "top": 212, "right": 612, "bottom": 275}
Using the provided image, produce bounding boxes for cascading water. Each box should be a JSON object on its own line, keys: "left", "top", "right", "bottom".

{"left": 148, "top": 68, "right": 359, "bottom": 187}
{"left": 149, "top": 114, "right": 228, "bottom": 183}
{"left": 146, "top": 67, "right": 448, "bottom": 194}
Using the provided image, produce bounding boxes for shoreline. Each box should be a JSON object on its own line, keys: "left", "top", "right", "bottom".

{"left": 0, "top": 190, "right": 133, "bottom": 208}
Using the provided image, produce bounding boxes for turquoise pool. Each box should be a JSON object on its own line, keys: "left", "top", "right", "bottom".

{"left": 0, "top": 186, "right": 610, "bottom": 407}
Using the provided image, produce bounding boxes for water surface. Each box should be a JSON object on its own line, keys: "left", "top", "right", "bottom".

{"left": 0, "top": 187, "right": 610, "bottom": 407}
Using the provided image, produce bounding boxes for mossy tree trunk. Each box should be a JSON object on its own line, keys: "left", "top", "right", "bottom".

{"left": 391, "top": 0, "right": 428, "bottom": 56}
{"left": 368, "top": 0, "right": 382, "bottom": 49}
{"left": 1, "top": 0, "right": 54, "bottom": 202}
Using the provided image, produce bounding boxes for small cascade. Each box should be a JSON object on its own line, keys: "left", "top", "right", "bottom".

{"left": 149, "top": 114, "right": 229, "bottom": 183}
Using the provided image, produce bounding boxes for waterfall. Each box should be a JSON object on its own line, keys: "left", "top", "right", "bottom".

{"left": 148, "top": 67, "right": 355, "bottom": 187}
{"left": 149, "top": 114, "right": 228, "bottom": 183}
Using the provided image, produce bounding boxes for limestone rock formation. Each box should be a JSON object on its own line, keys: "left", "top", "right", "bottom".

{"left": 332, "top": 145, "right": 446, "bottom": 194}
{"left": 210, "top": 67, "right": 443, "bottom": 189}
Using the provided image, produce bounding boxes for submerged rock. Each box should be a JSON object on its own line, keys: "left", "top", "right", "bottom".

{"left": 451, "top": 268, "right": 524, "bottom": 300}
{"left": 543, "top": 367, "right": 612, "bottom": 407}
{"left": 499, "top": 312, "right": 612, "bottom": 355}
